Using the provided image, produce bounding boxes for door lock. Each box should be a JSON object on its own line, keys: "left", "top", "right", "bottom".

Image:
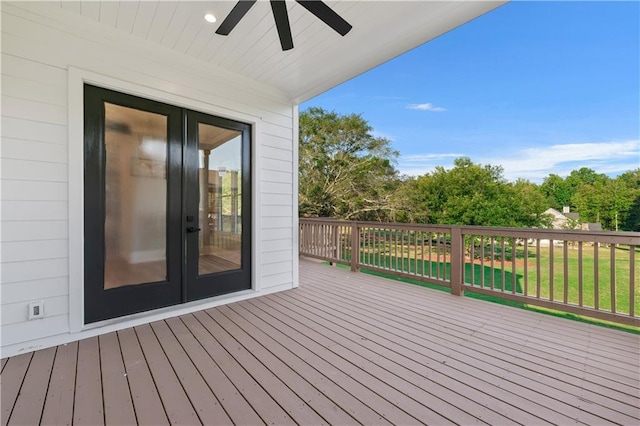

{"left": 186, "top": 226, "right": 201, "bottom": 233}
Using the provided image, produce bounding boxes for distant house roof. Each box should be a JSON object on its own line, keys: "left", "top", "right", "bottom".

{"left": 543, "top": 207, "right": 581, "bottom": 229}
{"left": 543, "top": 208, "right": 567, "bottom": 218}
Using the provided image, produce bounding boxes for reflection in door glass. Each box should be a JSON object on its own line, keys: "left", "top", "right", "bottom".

{"left": 104, "top": 103, "right": 167, "bottom": 289}
{"left": 198, "top": 123, "right": 242, "bottom": 275}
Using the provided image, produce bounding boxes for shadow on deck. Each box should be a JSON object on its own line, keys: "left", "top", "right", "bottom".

{"left": 2, "top": 259, "right": 639, "bottom": 425}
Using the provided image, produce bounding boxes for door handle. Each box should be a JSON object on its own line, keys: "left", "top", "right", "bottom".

{"left": 186, "top": 227, "right": 201, "bottom": 233}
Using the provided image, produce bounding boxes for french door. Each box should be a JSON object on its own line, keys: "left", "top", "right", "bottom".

{"left": 84, "top": 85, "right": 251, "bottom": 324}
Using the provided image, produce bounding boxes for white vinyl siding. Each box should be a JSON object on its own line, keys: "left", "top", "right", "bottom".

{"left": 1, "top": 2, "right": 296, "bottom": 356}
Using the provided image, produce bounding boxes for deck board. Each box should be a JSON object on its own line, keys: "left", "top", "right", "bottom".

{"left": 245, "top": 297, "right": 448, "bottom": 425}
{"left": 295, "top": 269, "right": 637, "bottom": 424}
{"left": 164, "top": 317, "right": 265, "bottom": 425}
{"left": 261, "top": 291, "right": 567, "bottom": 424}
{"left": 224, "top": 303, "right": 388, "bottom": 425}
{"left": 41, "top": 342, "right": 77, "bottom": 426}
{"left": 211, "top": 307, "right": 357, "bottom": 425}
{"left": 73, "top": 337, "right": 103, "bottom": 425}
{"left": 181, "top": 314, "right": 295, "bottom": 425}
{"left": 117, "top": 328, "right": 168, "bottom": 425}
{"left": 149, "top": 320, "right": 233, "bottom": 424}
{"left": 135, "top": 324, "right": 201, "bottom": 425}
{"left": 99, "top": 333, "right": 137, "bottom": 425}
{"left": 2, "top": 259, "right": 639, "bottom": 425}
{"left": 1, "top": 352, "right": 33, "bottom": 426}
{"left": 309, "top": 267, "right": 640, "bottom": 387}
{"left": 7, "top": 347, "right": 55, "bottom": 426}
{"left": 193, "top": 310, "right": 327, "bottom": 425}
{"left": 264, "top": 292, "right": 531, "bottom": 425}
{"left": 254, "top": 295, "right": 478, "bottom": 425}
{"left": 300, "top": 274, "right": 640, "bottom": 406}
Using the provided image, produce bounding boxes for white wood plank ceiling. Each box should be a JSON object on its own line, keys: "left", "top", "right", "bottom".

{"left": 38, "top": 1, "right": 506, "bottom": 102}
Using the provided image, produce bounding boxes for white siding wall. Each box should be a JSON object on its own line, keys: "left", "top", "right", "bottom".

{"left": 1, "top": 3, "right": 296, "bottom": 356}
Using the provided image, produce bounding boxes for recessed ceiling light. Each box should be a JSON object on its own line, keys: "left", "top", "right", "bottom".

{"left": 204, "top": 13, "right": 217, "bottom": 24}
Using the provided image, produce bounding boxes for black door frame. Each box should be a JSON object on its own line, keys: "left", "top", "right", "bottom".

{"left": 83, "top": 84, "right": 252, "bottom": 324}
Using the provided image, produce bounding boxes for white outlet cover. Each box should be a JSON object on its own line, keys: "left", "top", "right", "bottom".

{"left": 28, "top": 301, "right": 45, "bottom": 320}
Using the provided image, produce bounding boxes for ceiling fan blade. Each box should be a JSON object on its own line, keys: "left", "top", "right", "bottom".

{"left": 270, "top": 1, "right": 294, "bottom": 51}
{"left": 216, "top": 0, "right": 257, "bottom": 36}
{"left": 296, "top": 0, "right": 352, "bottom": 36}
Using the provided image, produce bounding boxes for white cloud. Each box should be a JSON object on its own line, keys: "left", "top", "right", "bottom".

{"left": 399, "top": 140, "right": 640, "bottom": 183}
{"left": 402, "top": 153, "right": 463, "bottom": 162}
{"left": 406, "top": 103, "right": 446, "bottom": 112}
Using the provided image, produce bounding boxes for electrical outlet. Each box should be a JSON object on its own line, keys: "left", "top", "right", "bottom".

{"left": 28, "top": 301, "right": 44, "bottom": 320}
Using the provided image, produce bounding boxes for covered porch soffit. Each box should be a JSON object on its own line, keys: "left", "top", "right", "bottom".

{"left": 10, "top": 0, "right": 507, "bottom": 103}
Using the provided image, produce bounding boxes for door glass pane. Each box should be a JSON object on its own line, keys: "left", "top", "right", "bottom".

{"left": 198, "top": 123, "right": 242, "bottom": 275}
{"left": 104, "top": 103, "right": 167, "bottom": 289}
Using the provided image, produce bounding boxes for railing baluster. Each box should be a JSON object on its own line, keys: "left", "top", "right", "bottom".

{"left": 447, "top": 231, "right": 451, "bottom": 281}
{"left": 594, "top": 243, "right": 599, "bottom": 311}
{"left": 500, "top": 237, "right": 506, "bottom": 292}
{"left": 350, "top": 222, "right": 359, "bottom": 272}
{"left": 470, "top": 236, "right": 475, "bottom": 286}
{"left": 461, "top": 233, "right": 465, "bottom": 285}
{"left": 413, "top": 231, "right": 418, "bottom": 277}
{"left": 524, "top": 238, "right": 528, "bottom": 296}
{"left": 512, "top": 239, "right": 516, "bottom": 294}
{"left": 321, "top": 223, "right": 325, "bottom": 259}
{"left": 373, "top": 228, "right": 378, "bottom": 268}
{"left": 611, "top": 243, "right": 616, "bottom": 313}
{"left": 630, "top": 246, "right": 635, "bottom": 317}
{"left": 578, "top": 241, "right": 583, "bottom": 307}
{"left": 490, "top": 237, "right": 495, "bottom": 290}
{"left": 401, "top": 230, "right": 405, "bottom": 273}
{"left": 421, "top": 231, "right": 425, "bottom": 277}
{"left": 366, "top": 228, "right": 371, "bottom": 267}
{"left": 338, "top": 224, "right": 342, "bottom": 261}
{"left": 549, "top": 241, "right": 554, "bottom": 302}
{"left": 383, "top": 228, "right": 387, "bottom": 270}
{"left": 391, "top": 229, "right": 396, "bottom": 271}
{"left": 428, "top": 232, "right": 433, "bottom": 278}
{"left": 536, "top": 239, "right": 541, "bottom": 299}
{"left": 563, "top": 241, "right": 569, "bottom": 304}
{"left": 436, "top": 232, "right": 442, "bottom": 278}
{"left": 480, "top": 236, "right": 485, "bottom": 287}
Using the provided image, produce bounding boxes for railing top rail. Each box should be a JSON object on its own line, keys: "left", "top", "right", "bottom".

{"left": 300, "top": 218, "right": 640, "bottom": 242}
{"left": 300, "top": 218, "right": 454, "bottom": 231}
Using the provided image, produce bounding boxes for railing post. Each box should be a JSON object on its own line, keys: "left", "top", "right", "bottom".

{"left": 450, "top": 226, "right": 464, "bottom": 296}
{"left": 351, "top": 221, "right": 360, "bottom": 272}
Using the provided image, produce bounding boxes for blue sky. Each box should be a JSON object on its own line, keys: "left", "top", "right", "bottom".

{"left": 301, "top": 1, "right": 640, "bottom": 183}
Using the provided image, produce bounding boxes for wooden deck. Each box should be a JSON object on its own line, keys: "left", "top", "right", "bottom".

{"left": 2, "top": 259, "right": 639, "bottom": 425}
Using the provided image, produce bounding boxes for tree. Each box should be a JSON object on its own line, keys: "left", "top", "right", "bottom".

{"left": 540, "top": 168, "right": 607, "bottom": 211}
{"left": 618, "top": 169, "right": 640, "bottom": 231}
{"left": 398, "top": 158, "right": 549, "bottom": 228}
{"left": 540, "top": 174, "right": 572, "bottom": 209}
{"left": 570, "top": 170, "right": 639, "bottom": 231}
{"left": 298, "top": 107, "right": 399, "bottom": 220}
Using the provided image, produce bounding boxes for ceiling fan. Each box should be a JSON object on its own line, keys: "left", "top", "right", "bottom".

{"left": 216, "top": 0, "right": 352, "bottom": 51}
